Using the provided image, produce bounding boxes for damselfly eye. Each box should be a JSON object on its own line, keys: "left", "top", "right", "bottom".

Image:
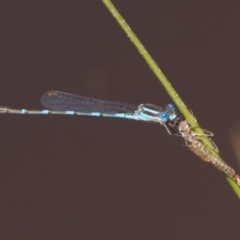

{"left": 166, "top": 103, "right": 177, "bottom": 121}
{"left": 160, "top": 112, "right": 170, "bottom": 122}
{"left": 166, "top": 103, "right": 175, "bottom": 112}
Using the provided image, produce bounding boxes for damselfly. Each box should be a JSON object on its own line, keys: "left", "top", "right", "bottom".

{"left": 0, "top": 91, "right": 177, "bottom": 134}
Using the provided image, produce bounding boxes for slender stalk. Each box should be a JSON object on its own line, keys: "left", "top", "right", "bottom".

{"left": 102, "top": 0, "right": 240, "bottom": 197}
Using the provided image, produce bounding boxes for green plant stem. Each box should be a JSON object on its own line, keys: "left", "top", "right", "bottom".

{"left": 102, "top": 0, "right": 240, "bottom": 198}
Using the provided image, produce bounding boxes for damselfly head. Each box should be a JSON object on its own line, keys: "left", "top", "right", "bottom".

{"left": 166, "top": 103, "right": 177, "bottom": 121}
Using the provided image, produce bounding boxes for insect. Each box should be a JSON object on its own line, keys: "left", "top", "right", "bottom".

{"left": 172, "top": 118, "right": 240, "bottom": 186}
{"left": 0, "top": 90, "right": 177, "bottom": 135}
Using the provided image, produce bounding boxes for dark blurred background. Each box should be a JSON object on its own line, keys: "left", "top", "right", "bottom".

{"left": 1, "top": 1, "right": 240, "bottom": 239}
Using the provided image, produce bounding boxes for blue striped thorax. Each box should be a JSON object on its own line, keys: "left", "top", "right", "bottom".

{"left": 136, "top": 103, "right": 177, "bottom": 123}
